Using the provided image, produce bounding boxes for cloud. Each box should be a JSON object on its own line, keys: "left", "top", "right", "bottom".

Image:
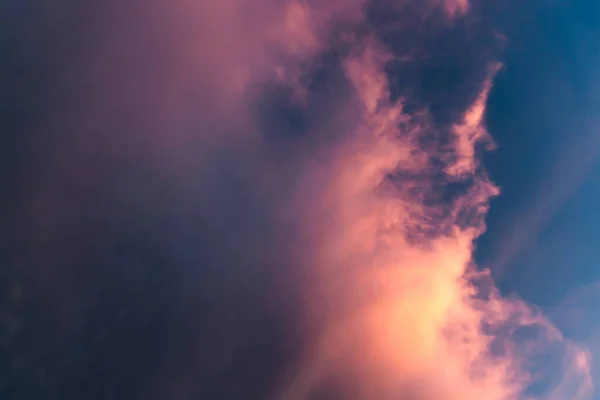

{"left": 551, "top": 282, "right": 600, "bottom": 383}
{"left": 271, "top": 23, "right": 590, "bottom": 400}
{"left": 0, "top": 0, "right": 592, "bottom": 399}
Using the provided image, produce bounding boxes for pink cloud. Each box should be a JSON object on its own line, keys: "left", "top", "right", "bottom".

{"left": 17, "top": 0, "right": 593, "bottom": 399}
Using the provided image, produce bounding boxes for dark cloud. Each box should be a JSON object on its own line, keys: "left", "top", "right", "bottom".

{"left": 0, "top": 1, "right": 591, "bottom": 399}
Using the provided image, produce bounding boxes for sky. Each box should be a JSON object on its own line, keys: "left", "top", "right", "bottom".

{"left": 1, "top": 0, "right": 599, "bottom": 399}
{"left": 477, "top": 0, "right": 600, "bottom": 303}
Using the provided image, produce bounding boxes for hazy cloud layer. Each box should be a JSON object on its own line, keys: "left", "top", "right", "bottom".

{"left": 0, "top": 0, "right": 592, "bottom": 399}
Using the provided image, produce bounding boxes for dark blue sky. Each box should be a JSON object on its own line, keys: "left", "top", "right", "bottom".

{"left": 476, "top": 0, "right": 600, "bottom": 307}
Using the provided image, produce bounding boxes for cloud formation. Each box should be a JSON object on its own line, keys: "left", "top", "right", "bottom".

{"left": 0, "top": 0, "right": 592, "bottom": 399}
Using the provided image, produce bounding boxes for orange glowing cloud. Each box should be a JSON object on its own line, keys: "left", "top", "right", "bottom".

{"left": 244, "top": 4, "right": 591, "bottom": 400}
